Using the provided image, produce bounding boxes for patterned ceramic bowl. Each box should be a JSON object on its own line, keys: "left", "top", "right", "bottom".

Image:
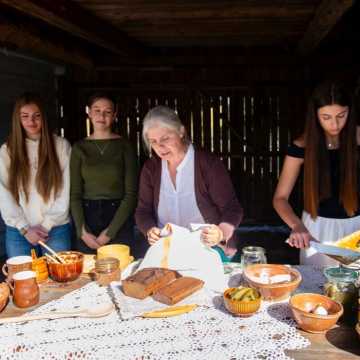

{"left": 223, "top": 287, "right": 261, "bottom": 317}
{"left": 47, "top": 251, "right": 84, "bottom": 282}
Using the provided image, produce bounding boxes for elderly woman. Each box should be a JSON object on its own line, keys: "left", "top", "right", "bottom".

{"left": 135, "top": 105, "right": 243, "bottom": 261}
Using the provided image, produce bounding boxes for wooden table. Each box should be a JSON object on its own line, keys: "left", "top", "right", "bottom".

{"left": 1, "top": 275, "right": 359, "bottom": 360}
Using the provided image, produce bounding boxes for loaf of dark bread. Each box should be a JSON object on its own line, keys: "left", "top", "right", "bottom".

{"left": 153, "top": 276, "right": 204, "bottom": 305}
{"left": 122, "top": 267, "right": 179, "bottom": 299}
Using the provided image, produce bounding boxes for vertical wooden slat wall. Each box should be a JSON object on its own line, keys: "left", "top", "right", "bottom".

{"left": 77, "top": 86, "right": 305, "bottom": 224}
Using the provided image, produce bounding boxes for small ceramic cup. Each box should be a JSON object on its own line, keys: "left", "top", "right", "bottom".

{"left": 10, "top": 270, "right": 39, "bottom": 308}
{"left": 2, "top": 256, "right": 33, "bottom": 282}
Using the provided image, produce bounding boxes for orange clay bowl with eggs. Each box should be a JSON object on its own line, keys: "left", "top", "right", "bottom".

{"left": 47, "top": 251, "right": 84, "bottom": 282}
{"left": 243, "top": 264, "right": 302, "bottom": 301}
{"left": 289, "top": 293, "right": 343, "bottom": 333}
{"left": 223, "top": 287, "right": 261, "bottom": 317}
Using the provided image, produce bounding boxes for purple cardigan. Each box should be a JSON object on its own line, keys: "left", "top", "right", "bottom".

{"left": 135, "top": 149, "right": 243, "bottom": 236}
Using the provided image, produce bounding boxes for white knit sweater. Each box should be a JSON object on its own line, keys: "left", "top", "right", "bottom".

{"left": 0, "top": 135, "right": 71, "bottom": 231}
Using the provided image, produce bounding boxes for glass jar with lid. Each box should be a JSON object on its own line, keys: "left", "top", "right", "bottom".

{"left": 241, "top": 246, "right": 267, "bottom": 269}
{"left": 324, "top": 266, "right": 358, "bottom": 325}
{"left": 95, "top": 257, "right": 120, "bottom": 286}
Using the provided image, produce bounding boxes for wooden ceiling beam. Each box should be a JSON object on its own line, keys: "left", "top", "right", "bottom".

{"left": 297, "top": 0, "right": 355, "bottom": 55}
{"left": 73, "top": 2, "right": 314, "bottom": 21}
{"left": 0, "top": 0, "right": 146, "bottom": 57}
{"left": 94, "top": 52, "right": 302, "bottom": 68}
{"left": 0, "top": 17, "right": 92, "bottom": 68}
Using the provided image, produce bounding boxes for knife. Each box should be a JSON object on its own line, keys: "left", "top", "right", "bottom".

{"left": 310, "top": 240, "right": 360, "bottom": 260}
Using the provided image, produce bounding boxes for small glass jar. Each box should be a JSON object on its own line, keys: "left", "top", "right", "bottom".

{"left": 241, "top": 246, "right": 267, "bottom": 269}
{"left": 324, "top": 266, "right": 358, "bottom": 325}
{"left": 95, "top": 257, "right": 120, "bottom": 286}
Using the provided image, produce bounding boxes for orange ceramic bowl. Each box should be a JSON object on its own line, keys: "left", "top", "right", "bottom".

{"left": 243, "top": 264, "right": 302, "bottom": 301}
{"left": 289, "top": 293, "right": 343, "bottom": 333}
{"left": 223, "top": 287, "right": 261, "bottom": 317}
{"left": 47, "top": 251, "right": 84, "bottom": 282}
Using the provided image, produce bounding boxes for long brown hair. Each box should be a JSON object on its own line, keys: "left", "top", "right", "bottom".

{"left": 7, "top": 93, "right": 63, "bottom": 204}
{"left": 304, "top": 81, "right": 358, "bottom": 218}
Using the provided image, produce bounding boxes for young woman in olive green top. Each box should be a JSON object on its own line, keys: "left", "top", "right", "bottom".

{"left": 70, "top": 93, "right": 138, "bottom": 253}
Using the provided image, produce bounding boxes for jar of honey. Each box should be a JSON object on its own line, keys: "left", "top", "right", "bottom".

{"left": 95, "top": 257, "right": 120, "bottom": 286}
{"left": 324, "top": 266, "right": 358, "bottom": 325}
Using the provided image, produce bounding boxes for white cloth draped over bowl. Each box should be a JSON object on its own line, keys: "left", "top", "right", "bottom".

{"left": 138, "top": 223, "right": 227, "bottom": 292}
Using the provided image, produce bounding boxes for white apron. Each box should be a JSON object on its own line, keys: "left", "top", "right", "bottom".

{"left": 301, "top": 211, "right": 360, "bottom": 266}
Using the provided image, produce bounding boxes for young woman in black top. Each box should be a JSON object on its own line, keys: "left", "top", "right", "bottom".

{"left": 273, "top": 81, "right": 360, "bottom": 266}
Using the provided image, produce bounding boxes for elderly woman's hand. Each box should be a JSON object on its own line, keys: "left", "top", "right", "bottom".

{"left": 201, "top": 225, "right": 224, "bottom": 247}
{"left": 147, "top": 227, "right": 161, "bottom": 245}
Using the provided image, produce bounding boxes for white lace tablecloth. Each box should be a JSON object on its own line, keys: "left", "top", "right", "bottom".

{"left": 0, "top": 265, "right": 325, "bottom": 360}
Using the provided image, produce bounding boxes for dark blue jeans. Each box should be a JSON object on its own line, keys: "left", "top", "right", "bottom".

{"left": 74, "top": 199, "right": 134, "bottom": 254}
{"left": 6, "top": 223, "right": 71, "bottom": 258}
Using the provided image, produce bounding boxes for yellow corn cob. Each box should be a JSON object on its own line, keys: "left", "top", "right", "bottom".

{"left": 142, "top": 304, "right": 197, "bottom": 318}
{"left": 335, "top": 230, "right": 360, "bottom": 251}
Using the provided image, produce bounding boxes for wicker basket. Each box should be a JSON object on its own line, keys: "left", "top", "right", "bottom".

{"left": 0, "top": 282, "right": 10, "bottom": 313}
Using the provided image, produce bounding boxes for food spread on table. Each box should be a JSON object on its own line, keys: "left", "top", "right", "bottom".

{"left": 0, "top": 225, "right": 359, "bottom": 347}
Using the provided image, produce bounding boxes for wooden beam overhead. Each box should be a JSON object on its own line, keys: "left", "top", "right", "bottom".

{"left": 0, "top": 0, "right": 146, "bottom": 57}
{"left": 0, "top": 16, "right": 92, "bottom": 68}
{"left": 297, "top": 0, "right": 355, "bottom": 55}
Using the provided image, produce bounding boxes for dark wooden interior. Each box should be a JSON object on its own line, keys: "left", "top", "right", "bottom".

{"left": 0, "top": 0, "right": 359, "bottom": 233}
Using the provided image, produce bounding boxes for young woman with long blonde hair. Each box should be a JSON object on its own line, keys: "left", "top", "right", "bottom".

{"left": 0, "top": 93, "right": 71, "bottom": 257}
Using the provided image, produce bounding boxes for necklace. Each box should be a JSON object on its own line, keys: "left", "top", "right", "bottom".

{"left": 327, "top": 142, "right": 338, "bottom": 149}
{"left": 93, "top": 141, "right": 110, "bottom": 155}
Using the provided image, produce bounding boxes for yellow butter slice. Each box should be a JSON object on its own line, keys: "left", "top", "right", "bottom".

{"left": 142, "top": 304, "right": 197, "bottom": 318}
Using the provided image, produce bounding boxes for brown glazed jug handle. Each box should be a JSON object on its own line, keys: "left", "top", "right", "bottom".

{"left": 2, "top": 263, "right": 8, "bottom": 277}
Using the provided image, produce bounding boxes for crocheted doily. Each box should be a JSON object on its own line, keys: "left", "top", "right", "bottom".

{"left": 0, "top": 265, "right": 323, "bottom": 360}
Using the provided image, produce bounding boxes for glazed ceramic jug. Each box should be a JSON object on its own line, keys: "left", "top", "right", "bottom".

{"left": 11, "top": 270, "right": 39, "bottom": 308}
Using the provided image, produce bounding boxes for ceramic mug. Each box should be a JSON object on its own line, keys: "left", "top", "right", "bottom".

{"left": 10, "top": 270, "right": 39, "bottom": 308}
{"left": 2, "top": 256, "right": 33, "bottom": 282}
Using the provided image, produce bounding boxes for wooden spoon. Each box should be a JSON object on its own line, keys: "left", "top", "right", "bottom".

{"left": 38, "top": 241, "right": 65, "bottom": 264}
{"left": 0, "top": 303, "right": 115, "bottom": 324}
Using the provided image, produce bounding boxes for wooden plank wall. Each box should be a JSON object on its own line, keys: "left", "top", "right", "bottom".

{"left": 74, "top": 85, "right": 306, "bottom": 224}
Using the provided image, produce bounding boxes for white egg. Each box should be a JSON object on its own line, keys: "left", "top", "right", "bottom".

{"left": 313, "top": 305, "right": 328, "bottom": 316}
